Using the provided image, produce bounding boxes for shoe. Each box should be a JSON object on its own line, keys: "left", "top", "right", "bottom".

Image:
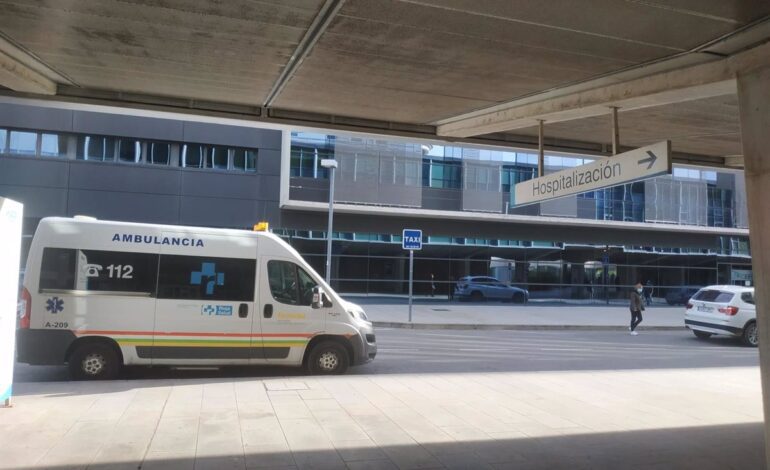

{"left": 630, "top": 331, "right": 638, "bottom": 336}
{"left": 628, "top": 326, "right": 632, "bottom": 331}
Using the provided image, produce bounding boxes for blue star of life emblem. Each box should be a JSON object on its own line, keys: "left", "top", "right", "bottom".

{"left": 46, "top": 296, "right": 64, "bottom": 314}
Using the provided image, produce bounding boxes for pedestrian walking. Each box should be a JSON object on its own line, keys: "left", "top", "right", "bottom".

{"left": 430, "top": 273, "right": 436, "bottom": 297}
{"left": 629, "top": 281, "right": 645, "bottom": 335}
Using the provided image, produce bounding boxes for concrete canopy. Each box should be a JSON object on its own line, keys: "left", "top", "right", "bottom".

{"left": 0, "top": 1, "right": 768, "bottom": 164}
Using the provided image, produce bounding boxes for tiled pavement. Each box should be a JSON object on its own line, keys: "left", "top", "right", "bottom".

{"left": 1, "top": 366, "right": 762, "bottom": 469}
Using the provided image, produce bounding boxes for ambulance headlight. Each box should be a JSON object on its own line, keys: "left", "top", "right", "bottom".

{"left": 347, "top": 307, "right": 369, "bottom": 322}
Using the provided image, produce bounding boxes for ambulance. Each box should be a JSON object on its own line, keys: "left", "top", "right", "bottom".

{"left": 16, "top": 217, "right": 377, "bottom": 379}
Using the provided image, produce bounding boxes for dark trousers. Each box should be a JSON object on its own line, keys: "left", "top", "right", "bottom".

{"left": 630, "top": 309, "right": 643, "bottom": 331}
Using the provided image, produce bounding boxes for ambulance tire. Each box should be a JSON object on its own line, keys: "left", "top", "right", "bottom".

{"left": 68, "top": 342, "right": 121, "bottom": 380}
{"left": 306, "top": 341, "right": 349, "bottom": 375}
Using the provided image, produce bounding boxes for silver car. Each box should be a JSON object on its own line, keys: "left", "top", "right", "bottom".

{"left": 454, "top": 276, "right": 529, "bottom": 303}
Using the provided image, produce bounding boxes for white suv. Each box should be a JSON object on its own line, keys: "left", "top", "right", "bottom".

{"left": 684, "top": 285, "right": 757, "bottom": 346}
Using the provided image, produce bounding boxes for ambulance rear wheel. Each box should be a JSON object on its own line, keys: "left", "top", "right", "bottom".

{"left": 68, "top": 342, "right": 121, "bottom": 380}
{"left": 306, "top": 341, "right": 349, "bottom": 375}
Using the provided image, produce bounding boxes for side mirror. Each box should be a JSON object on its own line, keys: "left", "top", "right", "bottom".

{"left": 312, "top": 286, "right": 323, "bottom": 309}
{"left": 312, "top": 286, "right": 333, "bottom": 309}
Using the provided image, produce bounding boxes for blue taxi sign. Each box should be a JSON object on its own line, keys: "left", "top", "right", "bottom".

{"left": 402, "top": 229, "right": 422, "bottom": 250}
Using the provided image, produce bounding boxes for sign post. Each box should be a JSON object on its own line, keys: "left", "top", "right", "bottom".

{"left": 402, "top": 229, "right": 422, "bottom": 323}
{"left": 0, "top": 198, "right": 23, "bottom": 407}
{"left": 514, "top": 141, "right": 671, "bottom": 206}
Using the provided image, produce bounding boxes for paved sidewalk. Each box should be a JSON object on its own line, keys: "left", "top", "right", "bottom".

{"left": 2, "top": 367, "right": 761, "bottom": 469}
{"left": 349, "top": 297, "right": 686, "bottom": 329}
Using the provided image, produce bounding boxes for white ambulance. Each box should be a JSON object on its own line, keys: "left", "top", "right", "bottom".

{"left": 16, "top": 217, "right": 376, "bottom": 379}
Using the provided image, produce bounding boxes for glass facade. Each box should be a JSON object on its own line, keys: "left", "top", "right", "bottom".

{"left": 275, "top": 229, "right": 751, "bottom": 303}
{"left": 290, "top": 132, "right": 748, "bottom": 229}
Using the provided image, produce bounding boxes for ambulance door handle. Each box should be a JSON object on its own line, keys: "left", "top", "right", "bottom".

{"left": 239, "top": 303, "right": 248, "bottom": 318}
{"left": 263, "top": 304, "right": 273, "bottom": 318}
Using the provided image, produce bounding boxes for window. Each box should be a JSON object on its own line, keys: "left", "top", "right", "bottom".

{"left": 692, "top": 289, "right": 734, "bottom": 303}
{"left": 40, "top": 133, "right": 68, "bottom": 157}
{"left": 0, "top": 129, "right": 6, "bottom": 152}
{"left": 741, "top": 292, "right": 755, "bottom": 305}
{"left": 40, "top": 248, "right": 158, "bottom": 294}
{"left": 118, "top": 139, "right": 142, "bottom": 163}
{"left": 181, "top": 144, "right": 204, "bottom": 168}
{"left": 181, "top": 145, "right": 233, "bottom": 169}
{"left": 78, "top": 136, "right": 116, "bottom": 161}
{"left": 39, "top": 248, "right": 77, "bottom": 290}
{"left": 423, "top": 159, "right": 462, "bottom": 189}
{"left": 267, "top": 260, "right": 317, "bottom": 306}
{"left": 207, "top": 146, "right": 229, "bottom": 170}
{"left": 148, "top": 142, "right": 170, "bottom": 165}
{"left": 8, "top": 130, "right": 37, "bottom": 155}
{"left": 157, "top": 255, "right": 255, "bottom": 301}
{"left": 232, "top": 148, "right": 258, "bottom": 172}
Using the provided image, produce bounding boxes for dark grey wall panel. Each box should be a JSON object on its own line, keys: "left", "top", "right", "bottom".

{"left": 257, "top": 176, "right": 281, "bottom": 202}
{"left": 577, "top": 198, "right": 596, "bottom": 219}
{"left": 0, "top": 103, "right": 73, "bottom": 132}
{"left": 0, "top": 185, "right": 68, "bottom": 217}
{"left": 179, "top": 196, "right": 259, "bottom": 227}
{"left": 540, "top": 196, "right": 578, "bottom": 217}
{"left": 73, "top": 111, "right": 184, "bottom": 141}
{"left": 716, "top": 172, "right": 735, "bottom": 190}
{"left": 289, "top": 186, "right": 328, "bottom": 203}
{"left": 263, "top": 201, "right": 282, "bottom": 226}
{"left": 422, "top": 188, "right": 462, "bottom": 211}
{"left": 258, "top": 149, "right": 282, "bottom": 176}
{"left": 68, "top": 162, "right": 181, "bottom": 195}
{"left": 67, "top": 190, "right": 180, "bottom": 223}
{"left": 183, "top": 122, "right": 280, "bottom": 149}
{"left": 181, "top": 171, "right": 261, "bottom": 199}
{"left": 0, "top": 157, "right": 69, "bottom": 187}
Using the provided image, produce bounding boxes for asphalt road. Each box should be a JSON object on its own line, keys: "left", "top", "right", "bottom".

{"left": 14, "top": 328, "right": 758, "bottom": 383}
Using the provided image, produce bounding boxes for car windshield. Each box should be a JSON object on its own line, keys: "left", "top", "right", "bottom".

{"left": 693, "top": 289, "right": 735, "bottom": 303}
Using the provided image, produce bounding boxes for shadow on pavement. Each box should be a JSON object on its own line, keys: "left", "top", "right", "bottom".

{"left": 18, "top": 422, "right": 763, "bottom": 470}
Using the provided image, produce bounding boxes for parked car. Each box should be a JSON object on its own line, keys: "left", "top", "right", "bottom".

{"left": 454, "top": 276, "right": 529, "bottom": 303}
{"left": 665, "top": 286, "right": 701, "bottom": 306}
{"left": 684, "top": 285, "right": 756, "bottom": 346}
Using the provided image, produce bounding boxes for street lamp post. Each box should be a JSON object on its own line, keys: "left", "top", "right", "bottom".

{"left": 320, "top": 159, "right": 338, "bottom": 284}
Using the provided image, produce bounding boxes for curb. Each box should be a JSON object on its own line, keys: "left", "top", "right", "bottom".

{"left": 372, "top": 322, "right": 686, "bottom": 331}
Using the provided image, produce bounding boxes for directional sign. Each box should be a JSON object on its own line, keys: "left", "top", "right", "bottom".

{"left": 514, "top": 140, "right": 671, "bottom": 206}
{"left": 0, "top": 198, "right": 22, "bottom": 407}
{"left": 402, "top": 229, "right": 422, "bottom": 250}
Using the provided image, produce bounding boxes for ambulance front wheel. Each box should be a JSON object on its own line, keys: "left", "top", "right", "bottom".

{"left": 306, "top": 341, "right": 349, "bottom": 375}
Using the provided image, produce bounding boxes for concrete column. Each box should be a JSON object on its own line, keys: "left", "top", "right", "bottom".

{"left": 736, "top": 66, "right": 770, "bottom": 469}
{"left": 537, "top": 120, "right": 545, "bottom": 177}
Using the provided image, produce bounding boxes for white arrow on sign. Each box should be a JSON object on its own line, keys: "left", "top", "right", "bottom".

{"left": 514, "top": 140, "right": 671, "bottom": 206}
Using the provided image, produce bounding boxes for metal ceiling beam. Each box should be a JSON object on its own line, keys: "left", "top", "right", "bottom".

{"left": 262, "top": 0, "right": 346, "bottom": 108}
{"left": 0, "top": 33, "right": 69, "bottom": 95}
{"left": 436, "top": 39, "right": 770, "bottom": 138}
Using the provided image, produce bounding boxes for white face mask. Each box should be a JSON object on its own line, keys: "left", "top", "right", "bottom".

{"left": 637, "top": 288, "right": 643, "bottom": 294}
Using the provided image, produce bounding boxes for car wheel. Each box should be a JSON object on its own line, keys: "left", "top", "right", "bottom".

{"left": 512, "top": 292, "right": 526, "bottom": 304}
{"left": 693, "top": 330, "right": 712, "bottom": 340}
{"left": 68, "top": 342, "right": 121, "bottom": 380}
{"left": 306, "top": 341, "right": 349, "bottom": 375}
{"left": 742, "top": 321, "right": 758, "bottom": 347}
{"left": 470, "top": 291, "right": 484, "bottom": 302}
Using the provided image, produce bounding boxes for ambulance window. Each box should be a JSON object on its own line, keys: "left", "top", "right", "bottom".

{"left": 40, "top": 248, "right": 77, "bottom": 290}
{"left": 157, "top": 255, "right": 256, "bottom": 301}
{"left": 75, "top": 250, "right": 158, "bottom": 294}
{"left": 267, "top": 260, "right": 316, "bottom": 306}
{"left": 40, "top": 248, "right": 158, "bottom": 294}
